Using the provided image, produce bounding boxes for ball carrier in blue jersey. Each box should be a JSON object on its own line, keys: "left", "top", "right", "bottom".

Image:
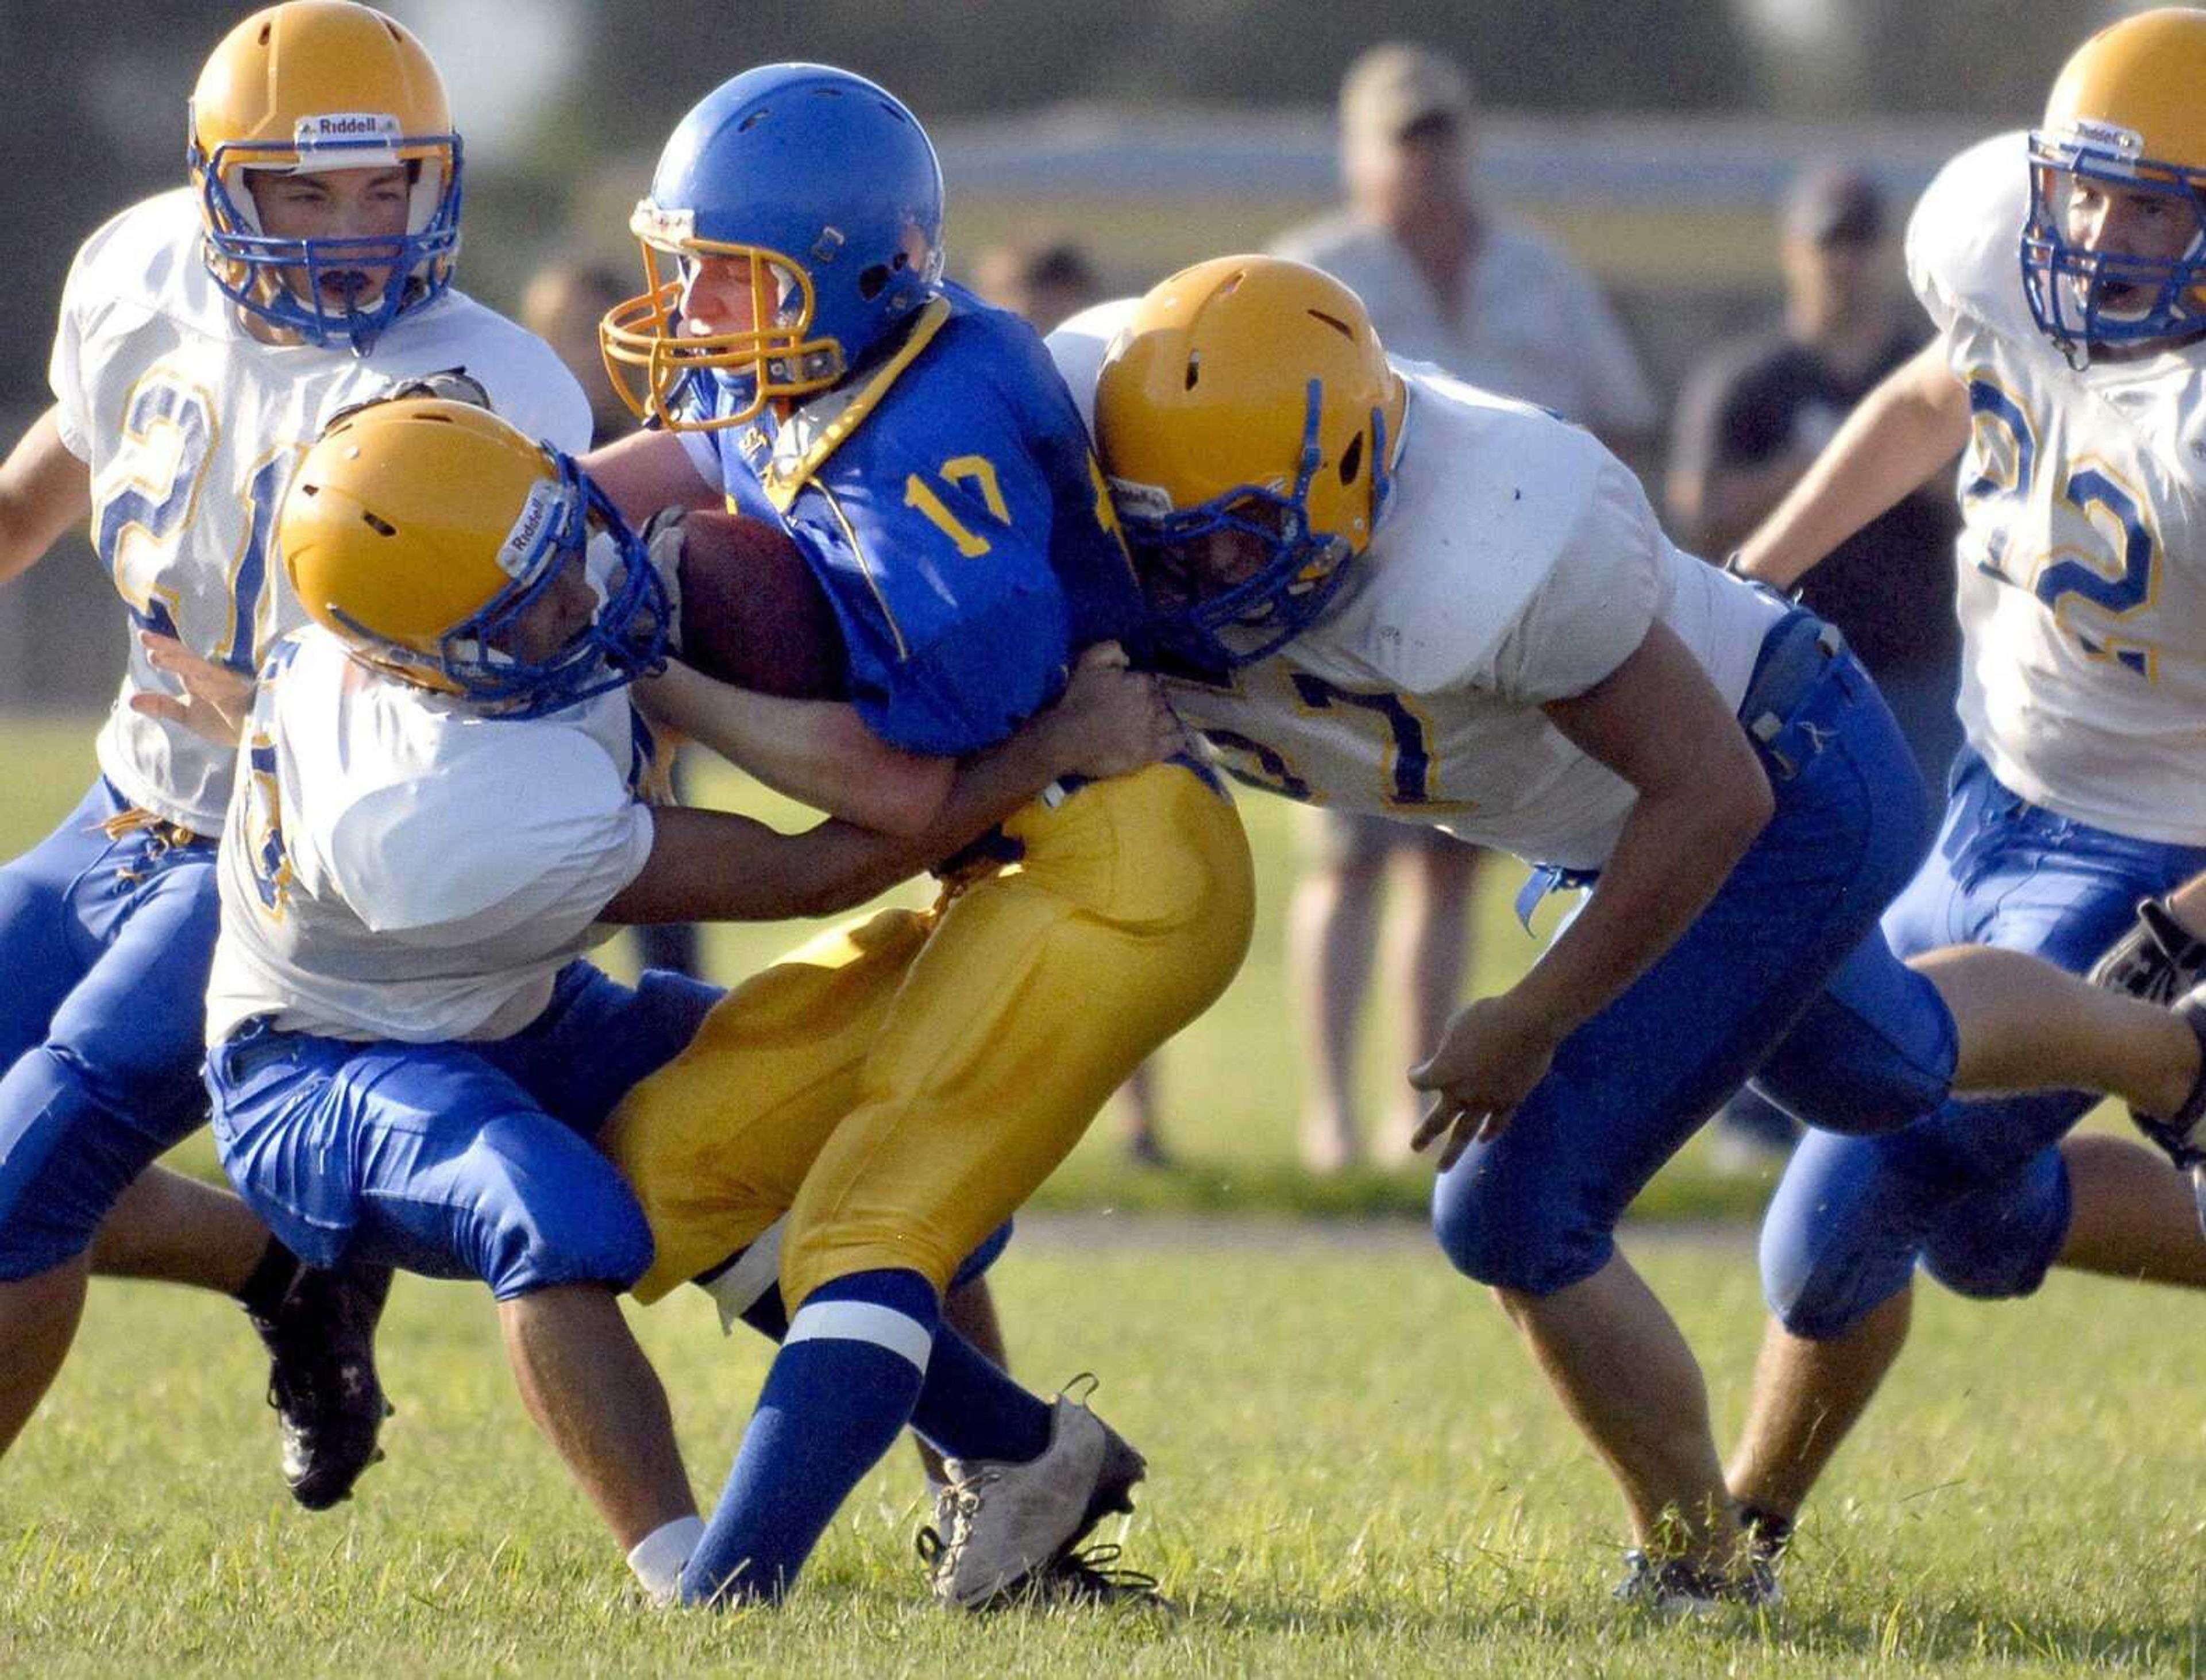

{"left": 592, "top": 65, "right": 1256, "bottom": 1607}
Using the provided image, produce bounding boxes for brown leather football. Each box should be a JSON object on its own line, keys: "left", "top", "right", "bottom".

{"left": 673, "top": 510, "right": 847, "bottom": 700}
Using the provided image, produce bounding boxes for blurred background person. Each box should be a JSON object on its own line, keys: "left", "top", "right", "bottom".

{"left": 970, "top": 236, "right": 1174, "bottom": 1167}
{"left": 972, "top": 240, "right": 1103, "bottom": 338}
{"left": 1667, "top": 165, "right": 1959, "bottom": 1172}
{"left": 1269, "top": 42, "right": 1657, "bottom": 1172}
{"left": 520, "top": 258, "right": 704, "bottom": 982}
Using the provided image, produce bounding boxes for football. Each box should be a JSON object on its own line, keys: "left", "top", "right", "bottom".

{"left": 671, "top": 508, "right": 849, "bottom": 700}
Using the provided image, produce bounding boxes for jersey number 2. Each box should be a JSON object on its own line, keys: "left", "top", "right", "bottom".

{"left": 95, "top": 375, "right": 292, "bottom": 673}
{"left": 1965, "top": 374, "right": 2158, "bottom": 676}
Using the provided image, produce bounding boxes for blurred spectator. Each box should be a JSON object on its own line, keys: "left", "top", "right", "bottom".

{"left": 1268, "top": 42, "right": 1657, "bottom": 1172}
{"left": 519, "top": 258, "right": 704, "bottom": 982}
{"left": 972, "top": 240, "right": 1102, "bottom": 337}
{"left": 1667, "top": 164, "right": 1960, "bottom": 1171}
{"left": 1274, "top": 42, "right": 1657, "bottom": 448}
{"left": 972, "top": 237, "right": 1172, "bottom": 1166}
{"left": 517, "top": 261, "right": 635, "bottom": 448}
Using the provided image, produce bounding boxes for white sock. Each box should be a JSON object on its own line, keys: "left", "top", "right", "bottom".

{"left": 627, "top": 1514, "right": 706, "bottom": 1606}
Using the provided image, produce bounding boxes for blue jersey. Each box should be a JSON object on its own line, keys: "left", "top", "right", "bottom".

{"left": 695, "top": 284, "right": 1143, "bottom": 756}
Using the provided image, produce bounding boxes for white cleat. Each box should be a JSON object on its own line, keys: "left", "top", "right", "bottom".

{"left": 917, "top": 1378, "right": 1147, "bottom": 1610}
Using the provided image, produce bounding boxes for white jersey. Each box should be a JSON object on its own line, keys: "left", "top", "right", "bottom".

{"left": 1047, "top": 307, "right": 1783, "bottom": 871}
{"left": 49, "top": 189, "right": 592, "bottom": 834}
{"left": 1912, "top": 134, "right": 2206, "bottom": 843}
{"left": 205, "top": 627, "right": 655, "bottom": 1046}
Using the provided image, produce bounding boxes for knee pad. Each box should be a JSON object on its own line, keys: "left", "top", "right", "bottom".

{"left": 0, "top": 1046, "right": 175, "bottom": 1280}
{"left": 1430, "top": 1154, "right": 1609, "bottom": 1296}
{"left": 468, "top": 1134, "right": 655, "bottom": 1300}
{"left": 1757, "top": 1131, "right": 1925, "bottom": 1338}
{"left": 1758, "top": 1212, "right": 1912, "bottom": 1340}
{"left": 1919, "top": 1151, "right": 2069, "bottom": 1303}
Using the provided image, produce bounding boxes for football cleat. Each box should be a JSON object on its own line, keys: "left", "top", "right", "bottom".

{"left": 1737, "top": 1504, "right": 1795, "bottom": 1569}
{"left": 1025, "top": 1542, "right": 1173, "bottom": 1611}
{"left": 247, "top": 1255, "right": 396, "bottom": 1511}
{"left": 2130, "top": 984, "right": 2206, "bottom": 1172}
{"left": 916, "top": 1378, "right": 1148, "bottom": 1611}
{"left": 1610, "top": 1548, "right": 1781, "bottom": 1618}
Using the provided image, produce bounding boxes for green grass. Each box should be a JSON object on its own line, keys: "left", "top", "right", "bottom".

{"left": 0, "top": 711, "right": 1799, "bottom": 1223}
{"left": 5, "top": 714, "right": 2197, "bottom": 1674}
{"left": 6, "top": 1235, "right": 2205, "bottom": 1676}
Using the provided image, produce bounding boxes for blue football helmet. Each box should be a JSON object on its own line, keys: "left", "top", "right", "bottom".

{"left": 188, "top": 3, "right": 463, "bottom": 356}
{"left": 600, "top": 63, "right": 946, "bottom": 430}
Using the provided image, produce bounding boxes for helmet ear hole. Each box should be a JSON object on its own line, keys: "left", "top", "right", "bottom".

{"left": 1339, "top": 431, "right": 1364, "bottom": 487}
{"left": 858, "top": 264, "right": 890, "bottom": 300}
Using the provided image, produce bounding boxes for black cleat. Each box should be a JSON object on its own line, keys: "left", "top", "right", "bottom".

{"left": 1029, "top": 1542, "right": 1173, "bottom": 1611}
{"left": 1611, "top": 1548, "right": 1780, "bottom": 1616}
{"left": 246, "top": 1256, "right": 396, "bottom": 1510}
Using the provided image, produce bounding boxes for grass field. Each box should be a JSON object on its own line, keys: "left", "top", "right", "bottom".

{"left": 4, "top": 716, "right": 2201, "bottom": 1675}
{"left": 7, "top": 1230, "right": 2205, "bottom": 1677}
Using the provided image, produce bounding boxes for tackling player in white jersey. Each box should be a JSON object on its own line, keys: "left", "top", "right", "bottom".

{"left": 1049, "top": 255, "right": 2206, "bottom": 1604}
{"left": 195, "top": 394, "right": 1174, "bottom": 1599}
{"left": 1725, "top": 6, "right": 2206, "bottom": 1561}
{"left": 0, "top": 2, "right": 583, "bottom": 1506}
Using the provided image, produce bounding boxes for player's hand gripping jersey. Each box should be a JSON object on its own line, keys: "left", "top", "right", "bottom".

{"left": 1916, "top": 135, "right": 2206, "bottom": 845}
{"left": 52, "top": 191, "right": 588, "bottom": 832}
{"left": 1048, "top": 307, "right": 1783, "bottom": 873}
{"left": 604, "top": 290, "right": 1255, "bottom": 1306}
{"left": 207, "top": 627, "right": 656, "bottom": 1046}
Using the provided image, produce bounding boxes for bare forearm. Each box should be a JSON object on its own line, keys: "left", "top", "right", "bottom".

{"left": 636, "top": 663, "right": 950, "bottom": 834}
{"left": 580, "top": 428, "right": 719, "bottom": 526}
{"left": 606, "top": 713, "right": 1075, "bottom": 924}
{"left": 0, "top": 410, "right": 91, "bottom": 586}
{"left": 1692, "top": 454, "right": 1814, "bottom": 558}
{"left": 769, "top": 712, "right": 1087, "bottom": 914}
{"left": 1509, "top": 776, "right": 1769, "bottom": 1035}
{"left": 2165, "top": 871, "right": 2206, "bottom": 933}
{"left": 1736, "top": 346, "right": 1969, "bottom": 591}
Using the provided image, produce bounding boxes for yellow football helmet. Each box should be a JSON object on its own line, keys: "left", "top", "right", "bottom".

{"left": 281, "top": 399, "right": 667, "bottom": 716}
{"left": 2023, "top": 7, "right": 2206, "bottom": 357}
{"left": 188, "top": 2, "right": 461, "bottom": 353}
{"left": 1092, "top": 255, "right": 1406, "bottom": 668}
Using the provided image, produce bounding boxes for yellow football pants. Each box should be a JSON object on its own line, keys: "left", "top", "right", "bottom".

{"left": 602, "top": 760, "right": 1255, "bottom": 1308}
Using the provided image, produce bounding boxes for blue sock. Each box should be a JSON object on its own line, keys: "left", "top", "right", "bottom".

{"left": 909, "top": 1328, "right": 1051, "bottom": 1465}
{"left": 681, "top": 1267, "right": 938, "bottom": 1606}
{"left": 736, "top": 1281, "right": 1048, "bottom": 1466}
{"left": 735, "top": 1286, "right": 789, "bottom": 1340}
